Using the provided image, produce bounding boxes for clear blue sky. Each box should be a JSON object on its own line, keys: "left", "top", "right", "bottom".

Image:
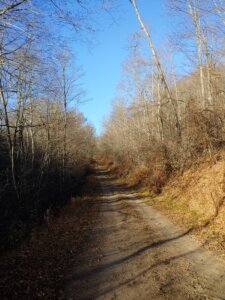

{"left": 75, "top": 0, "right": 171, "bottom": 135}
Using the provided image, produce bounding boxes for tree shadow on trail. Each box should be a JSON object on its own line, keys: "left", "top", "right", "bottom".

{"left": 64, "top": 228, "right": 193, "bottom": 283}
{"left": 100, "top": 194, "right": 147, "bottom": 205}
{"left": 92, "top": 250, "right": 196, "bottom": 300}
{"left": 64, "top": 225, "right": 215, "bottom": 300}
{"left": 95, "top": 168, "right": 139, "bottom": 196}
{"left": 65, "top": 167, "right": 225, "bottom": 300}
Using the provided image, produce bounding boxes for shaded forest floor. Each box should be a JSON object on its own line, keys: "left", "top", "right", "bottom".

{"left": 0, "top": 172, "right": 100, "bottom": 300}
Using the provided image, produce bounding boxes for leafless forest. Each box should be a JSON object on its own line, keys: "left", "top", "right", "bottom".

{"left": 101, "top": 0, "right": 225, "bottom": 193}
{"left": 1, "top": 0, "right": 225, "bottom": 251}
{"left": 0, "top": 0, "right": 96, "bottom": 251}
{"left": 1, "top": 1, "right": 225, "bottom": 299}
{"left": 1, "top": 0, "right": 225, "bottom": 250}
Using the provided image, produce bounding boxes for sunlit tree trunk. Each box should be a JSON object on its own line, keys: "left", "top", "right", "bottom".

{"left": 186, "top": 0, "right": 206, "bottom": 108}
{"left": 202, "top": 29, "right": 213, "bottom": 106}
{"left": 156, "top": 74, "right": 164, "bottom": 143}
{"left": 62, "top": 65, "right": 67, "bottom": 183}
{"left": 130, "top": 0, "right": 181, "bottom": 140}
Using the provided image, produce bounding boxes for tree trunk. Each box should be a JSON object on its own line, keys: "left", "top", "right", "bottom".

{"left": 0, "top": 76, "right": 19, "bottom": 200}
{"left": 186, "top": 0, "right": 206, "bottom": 108}
{"left": 130, "top": 0, "right": 181, "bottom": 140}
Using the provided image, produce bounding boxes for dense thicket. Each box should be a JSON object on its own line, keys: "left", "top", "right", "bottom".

{"left": 0, "top": 1, "right": 95, "bottom": 251}
{"left": 101, "top": 0, "right": 225, "bottom": 193}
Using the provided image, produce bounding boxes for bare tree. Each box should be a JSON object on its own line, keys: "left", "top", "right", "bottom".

{"left": 129, "top": 0, "right": 181, "bottom": 140}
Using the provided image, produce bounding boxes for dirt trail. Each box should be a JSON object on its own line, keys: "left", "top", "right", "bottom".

{"left": 66, "top": 167, "right": 225, "bottom": 300}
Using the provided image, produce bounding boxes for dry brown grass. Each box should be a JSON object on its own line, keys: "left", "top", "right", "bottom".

{"left": 105, "top": 152, "right": 225, "bottom": 259}
{"left": 140, "top": 153, "right": 225, "bottom": 259}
